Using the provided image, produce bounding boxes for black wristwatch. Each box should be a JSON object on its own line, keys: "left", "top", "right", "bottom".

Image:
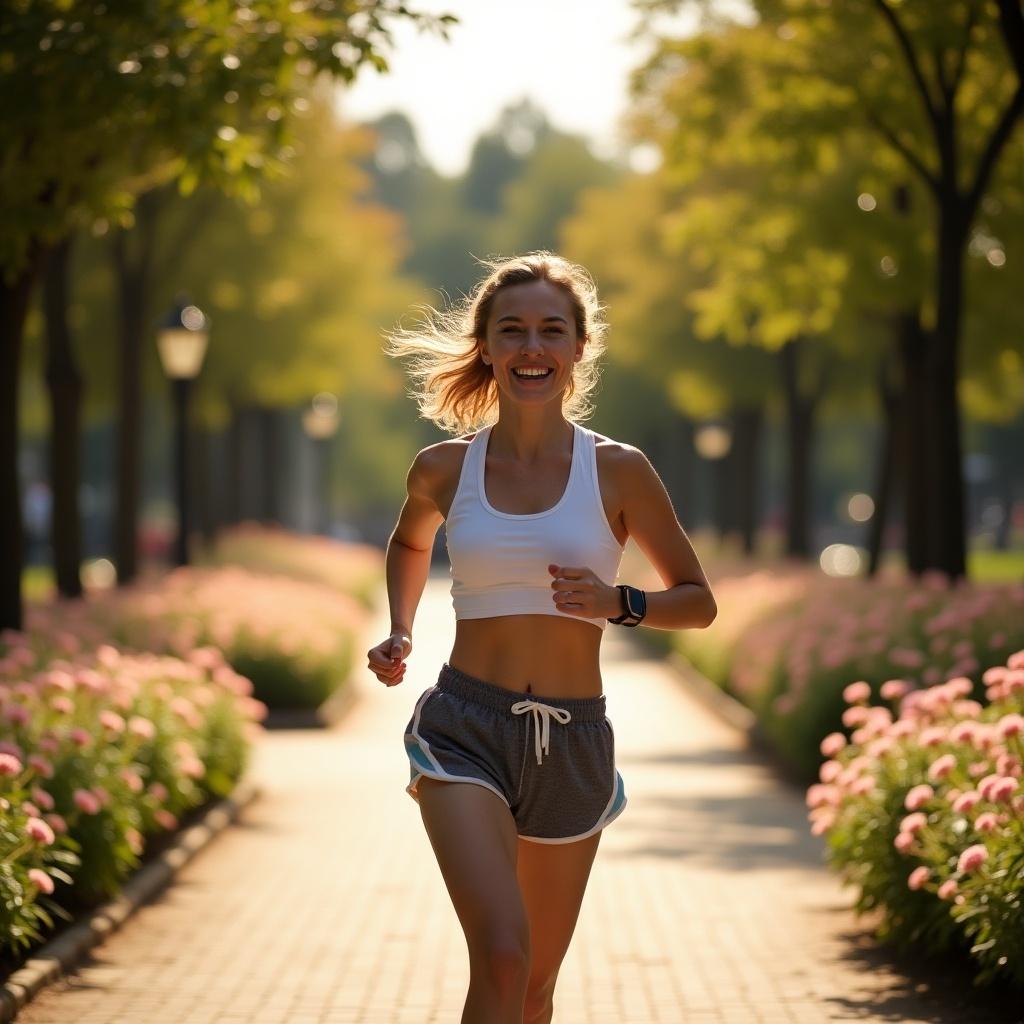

{"left": 608, "top": 584, "right": 647, "bottom": 627}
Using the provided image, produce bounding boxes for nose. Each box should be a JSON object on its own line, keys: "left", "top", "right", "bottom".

{"left": 521, "top": 329, "right": 546, "bottom": 353}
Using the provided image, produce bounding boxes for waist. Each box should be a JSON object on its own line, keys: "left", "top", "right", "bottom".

{"left": 437, "top": 662, "right": 607, "bottom": 720}
{"left": 450, "top": 616, "right": 603, "bottom": 698}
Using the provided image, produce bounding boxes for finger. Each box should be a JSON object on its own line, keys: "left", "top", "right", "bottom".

{"left": 556, "top": 566, "right": 586, "bottom": 580}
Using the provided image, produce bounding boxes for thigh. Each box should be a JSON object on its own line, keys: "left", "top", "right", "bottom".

{"left": 418, "top": 777, "right": 528, "bottom": 951}
{"left": 516, "top": 832, "right": 601, "bottom": 978}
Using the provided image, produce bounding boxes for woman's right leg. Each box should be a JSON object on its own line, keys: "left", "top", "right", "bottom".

{"left": 417, "top": 777, "right": 530, "bottom": 1024}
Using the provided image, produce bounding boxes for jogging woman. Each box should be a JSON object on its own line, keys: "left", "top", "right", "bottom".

{"left": 366, "top": 251, "right": 717, "bottom": 1023}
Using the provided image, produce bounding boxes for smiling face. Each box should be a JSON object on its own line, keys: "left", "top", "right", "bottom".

{"left": 478, "top": 278, "right": 586, "bottom": 406}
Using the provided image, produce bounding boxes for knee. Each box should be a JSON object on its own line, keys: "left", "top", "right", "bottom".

{"left": 523, "top": 970, "right": 557, "bottom": 1023}
{"left": 470, "top": 932, "right": 531, "bottom": 996}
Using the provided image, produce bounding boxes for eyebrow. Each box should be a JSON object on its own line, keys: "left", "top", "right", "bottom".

{"left": 496, "top": 315, "right": 568, "bottom": 324}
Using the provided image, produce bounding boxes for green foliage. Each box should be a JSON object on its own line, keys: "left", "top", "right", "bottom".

{"left": 0, "top": 0, "right": 454, "bottom": 277}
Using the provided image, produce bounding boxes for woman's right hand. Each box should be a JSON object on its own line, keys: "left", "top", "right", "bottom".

{"left": 366, "top": 631, "right": 412, "bottom": 686}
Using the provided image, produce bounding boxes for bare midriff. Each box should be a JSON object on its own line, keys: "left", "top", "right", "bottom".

{"left": 448, "top": 613, "right": 604, "bottom": 699}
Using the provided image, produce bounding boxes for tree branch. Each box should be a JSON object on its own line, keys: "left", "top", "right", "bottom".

{"left": 950, "top": 0, "right": 981, "bottom": 96}
{"left": 870, "top": 0, "right": 942, "bottom": 132}
{"left": 963, "top": 82, "right": 1024, "bottom": 221}
{"left": 996, "top": 0, "right": 1024, "bottom": 82}
{"left": 863, "top": 104, "right": 940, "bottom": 195}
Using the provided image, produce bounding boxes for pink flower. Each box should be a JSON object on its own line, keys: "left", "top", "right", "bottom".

{"left": 957, "top": 844, "right": 988, "bottom": 873}
{"left": 880, "top": 679, "right": 910, "bottom": 701}
{"left": 991, "top": 777, "right": 1018, "bottom": 802}
{"left": 806, "top": 784, "right": 840, "bottom": 809}
{"left": 908, "top": 866, "right": 930, "bottom": 891}
{"left": 949, "top": 721, "right": 978, "bottom": 744}
{"left": 49, "top": 696, "right": 74, "bottom": 715}
{"left": 72, "top": 789, "right": 101, "bottom": 815}
{"left": 843, "top": 681, "right": 872, "bottom": 705}
{"left": 26, "top": 817, "right": 55, "bottom": 845}
{"left": 894, "top": 831, "right": 916, "bottom": 852}
{"left": 27, "top": 868, "right": 54, "bottom": 895}
{"left": 28, "top": 754, "right": 54, "bottom": 779}
{"left": 919, "top": 726, "right": 947, "bottom": 748}
{"left": 148, "top": 782, "right": 169, "bottom": 802}
{"left": 851, "top": 776, "right": 875, "bottom": 796}
{"left": 4, "top": 703, "right": 30, "bottom": 725}
{"left": 974, "top": 812, "right": 999, "bottom": 833}
{"left": 900, "top": 812, "right": 927, "bottom": 835}
{"left": 820, "top": 732, "right": 847, "bottom": 757}
{"left": 953, "top": 791, "right": 982, "bottom": 814}
{"left": 31, "top": 787, "right": 54, "bottom": 811}
{"left": 154, "top": 809, "right": 178, "bottom": 830}
{"left": 819, "top": 760, "right": 842, "bottom": 783}
{"left": 99, "top": 710, "right": 125, "bottom": 734}
{"left": 928, "top": 754, "right": 957, "bottom": 781}
{"left": 938, "top": 879, "right": 958, "bottom": 900}
{"left": 128, "top": 716, "right": 156, "bottom": 740}
{"left": 997, "top": 714, "right": 1024, "bottom": 739}
{"left": 69, "top": 727, "right": 91, "bottom": 749}
{"left": 119, "top": 768, "right": 144, "bottom": 794}
{"left": 0, "top": 753, "right": 23, "bottom": 776}
{"left": 45, "top": 813, "right": 67, "bottom": 834}
{"left": 904, "top": 784, "right": 934, "bottom": 811}
{"left": 810, "top": 812, "right": 835, "bottom": 836}
{"left": 842, "top": 706, "right": 870, "bottom": 728}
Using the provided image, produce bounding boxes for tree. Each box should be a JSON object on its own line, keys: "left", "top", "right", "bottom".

{"left": 640, "top": 0, "right": 1024, "bottom": 578}
{"left": 1, "top": 0, "right": 452, "bottom": 629}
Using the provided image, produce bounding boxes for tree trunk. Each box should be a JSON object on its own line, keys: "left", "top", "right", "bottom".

{"left": 111, "top": 189, "right": 161, "bottom": 584}
{"left": 0, "top": 251, "right": 44, "bottom": 631}
{"left": 779, "top": 339, "right": 817, "bottom": 559}
{"left": 927, "top": 196, "right": 969, "bottom": 578}
{"left": 260, "top": 406, "right": 281, "bottom": 525}
{"left": 897, "top": 311, "right": 932, "bottom": 575}
{"left": 732, "top": 405, "right": 763, "bottom": 556}
{"left": 227, "top": 406, "right": 245, "bottom": 527}
{"left": 42, "top": 232, "right": 84, "bottom": 599}
{"left": 866, "top": 344, "right": 902, "bottom": 578}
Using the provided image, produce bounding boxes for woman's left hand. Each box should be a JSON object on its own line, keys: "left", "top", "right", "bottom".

{"left": 548, "top": 564, "right": 619, "bottom": 619}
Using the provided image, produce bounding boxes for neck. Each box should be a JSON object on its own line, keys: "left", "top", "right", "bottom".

{"left": 487, "top": 408, "right": 574, "bottom": 463}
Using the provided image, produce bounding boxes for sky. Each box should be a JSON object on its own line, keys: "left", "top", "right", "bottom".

{"left": 337, "top": 0, "right": 702, "bottom": 177}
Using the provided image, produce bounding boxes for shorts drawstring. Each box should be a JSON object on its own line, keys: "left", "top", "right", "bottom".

{"left": 511, "top": 700, "right": 572, "bottom": 765}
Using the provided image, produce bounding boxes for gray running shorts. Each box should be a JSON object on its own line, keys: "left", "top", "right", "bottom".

{"left": 404, "top": 662, "right": 627, "bottom": 844}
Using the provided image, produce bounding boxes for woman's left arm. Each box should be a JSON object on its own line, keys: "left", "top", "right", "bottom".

{"left": 617, "top": 447, "right": 717, "bottom": 631}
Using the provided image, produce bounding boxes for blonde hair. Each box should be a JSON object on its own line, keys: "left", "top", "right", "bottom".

{"left": 384, "top": 251, "right": 608, "bottom": 435}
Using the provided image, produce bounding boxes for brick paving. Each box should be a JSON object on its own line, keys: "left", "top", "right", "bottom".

{"left": 15, "top": 571, "right": 1020, "bottom": 1023}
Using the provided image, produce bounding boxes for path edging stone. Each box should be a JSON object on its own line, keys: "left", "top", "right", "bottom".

{"left": 0, "top": 776, "right": 261, "bottom": 1023}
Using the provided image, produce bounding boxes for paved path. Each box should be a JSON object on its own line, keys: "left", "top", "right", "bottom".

{"left": 16, "top": 573, "right": 1019, "bottom": 1023}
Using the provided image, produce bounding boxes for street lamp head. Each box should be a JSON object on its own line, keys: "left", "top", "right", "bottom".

{"left": 303, "top": 392, "right": 340, "bottom": 439}
{"left": 157, "top": 296, "right": 210, "bottom": 380}
{"left": 694, "top": 423, "right": 732, "bottom": 460}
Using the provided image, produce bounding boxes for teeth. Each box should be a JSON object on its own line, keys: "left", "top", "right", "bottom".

{"left": 514, "top": 368, "right": 550, "bottom": 377}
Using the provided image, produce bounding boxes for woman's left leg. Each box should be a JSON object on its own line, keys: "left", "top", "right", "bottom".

{"left": 516, "top": 832, "right": 601, "bottom": 1024}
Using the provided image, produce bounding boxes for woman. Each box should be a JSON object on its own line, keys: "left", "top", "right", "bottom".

{"left": 366, "top": 252, "right": 717, "bottom": 1024}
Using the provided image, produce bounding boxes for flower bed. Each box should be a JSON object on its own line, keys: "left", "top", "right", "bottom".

{"left": 672, "top": 568, "right": 1024, "bottom": 781}
{"left": 205, "top": 524, "right": 382, "bottom": 608}
{"left": 808, "top": 655, "right": 1024, "bottom": 989}
{"left": 0, "top": 636, "right": 265, "bottom": 959}
{"left": 24, "top": 564, "right": 372, "bottom": 709}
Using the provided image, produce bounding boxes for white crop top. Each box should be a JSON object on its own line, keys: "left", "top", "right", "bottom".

{"left": 445, "top": 421, "right": 625, "bottom": 631}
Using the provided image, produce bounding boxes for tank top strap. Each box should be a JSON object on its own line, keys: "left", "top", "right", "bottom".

{"left": 572, "top": 423, "right": 606, "bottom": 511}
{"left": 452, "top": 424, "right": 489, "bottom": 510}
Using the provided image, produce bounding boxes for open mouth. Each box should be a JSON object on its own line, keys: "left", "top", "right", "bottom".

{"left": 512, "top": 368, "right": 553, "bottom": 380}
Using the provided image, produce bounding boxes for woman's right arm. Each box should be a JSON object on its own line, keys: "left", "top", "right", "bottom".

{"left": 367, "top": 448, "right": 446, "bottom": 685}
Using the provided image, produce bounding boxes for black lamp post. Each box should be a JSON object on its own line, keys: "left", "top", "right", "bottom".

{"left": 302, "top": 392, "right": 339, "bottom": 535}
{"left": 156, "top": 298, "right": 210, "bottom": 566}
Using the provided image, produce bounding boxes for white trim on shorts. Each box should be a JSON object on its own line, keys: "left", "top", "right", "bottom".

{"left": 517, "top": 767, "right": 627, "bottom": 845}
{"left": 405, "top": 686, "right": 511, "bottom": 808}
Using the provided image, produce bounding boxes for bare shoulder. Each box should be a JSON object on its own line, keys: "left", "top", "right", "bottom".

{"left": 589, "top": 429, "right": 650, "bottom": 485}
{"left": 409, "top": 433, "right": 478, "bottom": 519}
